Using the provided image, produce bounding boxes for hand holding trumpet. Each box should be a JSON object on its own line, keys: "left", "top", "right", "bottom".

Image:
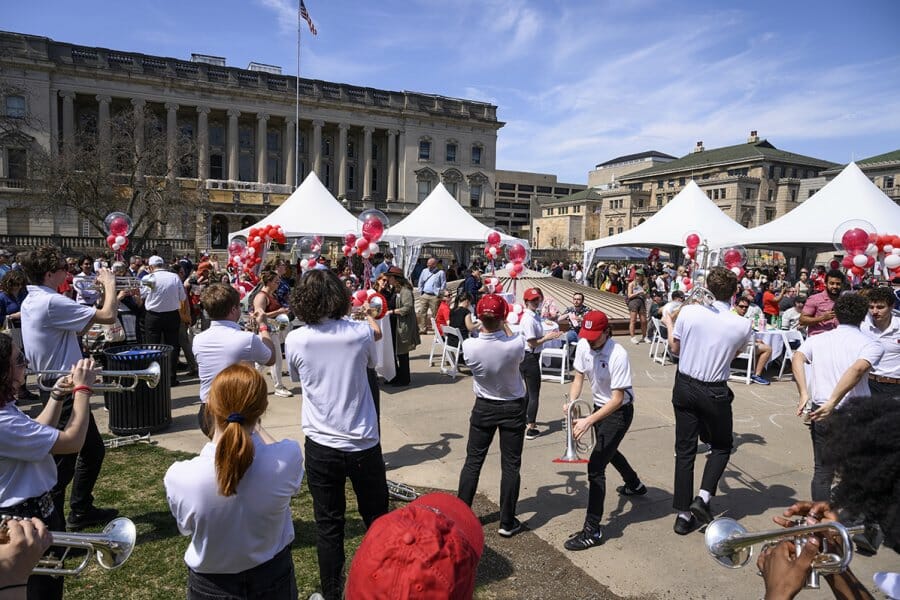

{"left": 0, "top": 517, "right": 52, "bottom": 589}
{"left": 50, "top": 358, "right": 101, "bottom": 397}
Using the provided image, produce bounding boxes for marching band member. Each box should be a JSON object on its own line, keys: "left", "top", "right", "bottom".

{"left": 0, "top": 331, "right": 99, "bottom": 600}
{"left": 253, "top": 271, "right": 293, "bottom": 398}
{"left": 164, "top": 364, "right": 303, "bottom": 600}
{"left": 519, "top": 287, "right": 563, "bottom": 440}
{"left": 284, "top": 269, "right": 388, "bottom": 600}
{"left": 457, "top": 295, "right": 527, "bottom": 538}
{"left": 19, "top": 246, "right": 119, "bottom": 533}
{"left": 136, "top": 256, "right": 186, "bottom": 388}
{"left": 563, "top": 310, "right": 646, "bottom": 550}
{"left": 860, "top": 286, "right": 900, "bottom": 395}
{"left": 662, "top": 266, "right": 751, "bottom": 535}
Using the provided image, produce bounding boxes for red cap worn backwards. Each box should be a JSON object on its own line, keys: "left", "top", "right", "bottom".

{"left": 523, "top": 288, "right": 542, "bottom": 302}
{"left": 476, "top": 294, "right": 509, "bottom": 320}
{"left": 578, "top": 310, "right": 610, "bottom": 342}
{"left": 345, "top": 492, "right": 484, "bottom": 600}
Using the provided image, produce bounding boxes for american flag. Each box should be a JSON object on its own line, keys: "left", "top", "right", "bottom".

{"left": 300, "top": 0, "right": 317, "bottom": 35}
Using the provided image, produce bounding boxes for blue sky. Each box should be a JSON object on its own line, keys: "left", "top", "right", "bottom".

{"left": 7, "top": 0, "right": 900, "bottom": 183}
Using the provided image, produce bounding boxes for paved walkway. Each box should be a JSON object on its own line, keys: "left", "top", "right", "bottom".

{"left": 95, "top": 337, "right": 896, "bottom": 600}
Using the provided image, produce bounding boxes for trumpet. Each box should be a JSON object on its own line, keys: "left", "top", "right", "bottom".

{"left": 29, "top": 362, "right": 161, "bottom": 392}
{"left": 0, "top": 515, "right": 136, "bottom": 576}
{"left": 104, "top": 432, "right": 153, "bottom": 449}
{"left": 553, "top": 397, "right": 595, "bottom": 464}
{"left": 387, "top": 479, "right": 420, "bottom": 502}
{"left": 76, "top": 275, "right": 156, "bottom": 293}
{"left": 705, "top": 517, "right": 865, "bottom": 589}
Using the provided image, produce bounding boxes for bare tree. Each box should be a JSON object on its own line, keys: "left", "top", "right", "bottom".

{"left": 30, "top": 104, "right": 199, "bottom": 255}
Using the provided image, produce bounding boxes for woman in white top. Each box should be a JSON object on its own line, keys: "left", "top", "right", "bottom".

{"left": 0, "top": 334, "right": 99, "bottom": 600}
{"left": 164, "top": 363, "right": 304, "bottom": 600}
{"left": 626, "top": 270, "right": 648, "bottom": 344}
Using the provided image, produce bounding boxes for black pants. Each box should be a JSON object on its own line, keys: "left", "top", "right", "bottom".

{"left": 586, "top": 403, "right": 640, "bottom": 529}
{"left": 41, "top": 391, "right": 106, "bottom": 519}
{"left": 186, "top": 543, "right": 296, "bottom": 600}
{"left": 519, "top": 352, "right": 542, "bottom": 425}
{"left": 304, "top": 438, "right": 389, "bottom": 600}
{"left": 671, "top": 371, "right": 733, "bottom": 512}
{"left": 144, "top": 309, "right": 180, "bottom": 384}
{"left": 809, "top": 418, "right": 834, "bottom": 502}
{"left": 366, "top": 367, "right": 380, "bottom": 433}
{"left": 867, "top": 379, "right": 900, "bottom": 397}
{"left": 4, "top": 499, "right": 66, "bottom": 600}
{"left": 457, "top": 397, "right": 526, "bottom": 530}
{"left": 393, "top": 352, "right": 410, "bottom": 385}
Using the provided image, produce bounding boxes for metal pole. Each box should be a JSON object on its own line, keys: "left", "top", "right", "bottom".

{"left": 294, "top": 0, "right": 301, "bottom": 190}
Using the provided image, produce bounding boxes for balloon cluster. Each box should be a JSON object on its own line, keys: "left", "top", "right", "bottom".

{"left": 682, "top": 232, "right": 701, "bottom": 261}
{"left": 352, "top": 288, "right": 377, "bottom": 308}
{"left": 833, "top": 220, "right": 877, "bottom": 279}
{"left": 483, "top": 231, "right": 502, "bottom": 261}
{"left": 104, "top": 212, "right": 133, "bottom": 257}
{"left": 678, "top": 232, "right": 704, "bottom": 292}
{"left": 721, "top": 246, "right": 749, "bottom": 280}
{"left": 297, "top": 236, "right": 323, "bottom": 271}
{"left": 228, "top": 223, "right": 287, "bottom": 281}
{"left": 503, "top": 241, "right": 529, "bottom": 279}
{"left": 343, "top": 209, "right": 389, "bottom": 259}
{"left": 873, "top": 233, "right": 900, "bottom": 276}
{"left": 483, "top": 276, "right": 504, "bottom": 294}
{"left": 506, "top": 302, "right": 525, "bottom": 325}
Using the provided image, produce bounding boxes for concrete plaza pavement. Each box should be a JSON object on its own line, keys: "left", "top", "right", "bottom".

{"left": 95, "top": 337, "right": 897, "bottom": 600}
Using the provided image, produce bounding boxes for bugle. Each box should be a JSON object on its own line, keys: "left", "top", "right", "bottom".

{"left": 386, "top": 479, "right": 420, "bottom": 502}
{"left": 30, "top": 362, "right": 161, "bottom": 392}
{"left": 104, "top": 432, "right": 153, "bottom": 449}
{"left": 0, "top": 515, "right": 136, "bottom": 576}
{"left": 705, "top": 517, "right": 865, "bottom": 589}
{"left": 553, "top": 396, "right": 595, "bottom": 464}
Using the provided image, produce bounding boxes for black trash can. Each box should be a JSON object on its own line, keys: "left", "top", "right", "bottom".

{"left": 103, "top": 344, "right": 173, "bottom": 436}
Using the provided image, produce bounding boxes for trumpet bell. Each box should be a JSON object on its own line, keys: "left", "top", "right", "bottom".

{"left": 143, "top": 361, "right": 161, "bottom": 389}
{"left": 705, "top": 517, "right": 752, "bottom": 568}
{"left": 95, "top": 517, "right": 137, "bottom": 570}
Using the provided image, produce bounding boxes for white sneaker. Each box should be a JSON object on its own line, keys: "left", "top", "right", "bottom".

{"left": 631, "top": 336, "right": 641, "bottom": 344}
{"left": 273, "top": 386, "right": 294, "bottom": 398}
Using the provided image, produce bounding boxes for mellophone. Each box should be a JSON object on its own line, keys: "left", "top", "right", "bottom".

{"left": 705, "top": 516, "right": 875, "bottom": 589}
{"left": 27, "top": 362, "right": 161, "bottom": 392}
{"left": 0, "top": 514, "right": 136, "bottom": 576}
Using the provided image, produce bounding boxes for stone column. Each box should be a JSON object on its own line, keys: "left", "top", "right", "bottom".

{"left": 311, "top": 119, "right": 324, "bottom": 178}
{"left": 60, "top": 90, "right": 76, "bottom": 150}
{"left": 363, "top": 126, "right": 374, "bottom": 200}
{"left": 196, "top": 106, "right": 210, "bottom": 180}
{"left": 396, "top": 130, "right": 406, "bottom": 203}
{"left": 337, "top": 123, "right": 349, "bottom": 198}
{"left": 284, "top": 117, "right": 296, "bottom": 188}
{"left": 226, "top": 109, "right": 240, "bottom": 180}
{"left": 131, "top": 98, "right": 146, "bottom": 177}
{"left": 96, "top": 95, "right": 111, "bottom": 148}
{"left": 256, "top": 113, "right": 269, "bottom": 184}
{"left": 165, "top": 103, "right": 179, "bottom": 182}
{"left": 387, "top": 129, "right": 397, "bottom": 202}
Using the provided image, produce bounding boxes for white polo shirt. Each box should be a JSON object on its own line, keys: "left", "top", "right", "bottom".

{"left": 0, "top": 403, "right": 59, "bottom": 507}
{"left": 797, "top": 324, "right": 883, "bottom": 407}
{"left": 674, "top": 301, "right": 752, "bottom": 382}
{"left": 164, "top": 434, "right": 303, "bottom": 573}
{"left": 519, "top": 309, "right": 546, "bottom": 354}
{"left": 286, "top": 318, "right": 379, "bottom": 452}
{"left": 462, "top": 330, "right": 527, "bottom": 401}
{"left": 861, "top": 314, "right": 900, "bottom": 378}
{"left": 141, "top": 269, "right": 185, "bottom": 312}
{"left": 192, "top": 320, "right": 273, "bottom": 403}
{"left": 21, "top": 285, "right": 96, "bottom": 372}
{"left": 573, "top": 338, "right": 634, "bottom": 407}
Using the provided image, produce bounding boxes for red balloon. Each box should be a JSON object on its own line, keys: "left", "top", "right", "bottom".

{"left": 829, "top": 260, "right": 840, "bottom": 270}
{"left": 106, "top": 234, "right": 117, "bottom": 247}
{"left": 344, "top": 233, "right": 357, "bottom": 246}
{"left": 685, "top": 233, "right": 700, "bottom": 249}
{"left": 507, "top": 242, "right": 527, "bottom": 263}
{"left": 362, "top": 216, "right": 385, "bottom": 243}
{"left": 487, "top": 231, "right": 501, "bottom": 246}
{"left": 866, "top": 255, "right": 875, "bottom": 268}
{"left": 841, "top": 228, "right": 869, "bottom": 253}
{"left": 109, "top": 216, "right": 129, "bottom": 237}
{"left": 850, "top": 266, "right": 865, "bottom": 277}
{"left": 355, "top": 237, "right": 369, "bottom": 250}
{"left": 841, "top": 256, "right": 854, "bottom": 268}
{"left": 512, "top": 261, "right": 524, "bottom": 274}
{"left": 682, "top": 277, "right": 691, "bottom": 285}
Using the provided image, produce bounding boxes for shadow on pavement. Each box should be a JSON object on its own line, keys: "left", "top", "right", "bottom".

{"left": 383, "top": 432, "right": 464, "bottom": 470}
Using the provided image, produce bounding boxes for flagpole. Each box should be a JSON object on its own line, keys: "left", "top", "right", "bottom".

{"left": 294, "top": 0, "right": 301, "bottom": 190}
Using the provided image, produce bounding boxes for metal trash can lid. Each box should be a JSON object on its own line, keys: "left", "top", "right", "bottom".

{"left": 115, "top": 349, "right": 164, "bottom": 358}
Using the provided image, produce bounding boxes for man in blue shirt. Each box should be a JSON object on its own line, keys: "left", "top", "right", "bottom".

{"left": 371, "top": 252, "right": 394, "bottom": 283}
{"left": 416, "top": 257, "right": 446, "bottom": 334}
{"left": 0, "top": 249, "right": 12, "bottom": 278}
{"left": 463, "top": 268, "right": 487, "bottom": 305}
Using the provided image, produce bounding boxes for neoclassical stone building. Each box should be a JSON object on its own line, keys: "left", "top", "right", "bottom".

{"left": 0, "top": 31, "right": 503, "bottom": 253}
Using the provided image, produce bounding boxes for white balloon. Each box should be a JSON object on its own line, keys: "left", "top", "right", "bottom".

{"left": 852, "top": 254, "right": 868, "bottom": 268}
{"left": 506, "top": 312, "right": 518, "bottom": 324}
{"left": 115, "top": 235, "right": 126, "bottom": 246}
{"left": 368, "top": 242, "right": 379, "bottom": 254}
{"left": 366, "top": 288, "right": 377, "bottom": 298}
{"left": 730, "top": 266, "right": 741, "bottom": 276}
{"left": 893, "top": 248, "right": 900, "bottom": 256}
{"left": 112, "top": 243, "right": 121, "bottom": 251}
{"left": 361, "top": 249, "right": 371, "bottom": 259}
{"left": 247, "top": 247, "right": 256, "bottom": 255}
{"left": 488, "top": 246, "right": 498, "bottom": 257}
{"left": 865, "top": 243, "right": 878, "bottom": 256}
{"left": 885, "top": 254, "right": 900, "bottom": 269}
{"left": 513, "top": 303, "right": 524, "bottom": 314}
{"left": 300, "top": 259, "right": 309, "bottom": 269}
{"left": 682, "top": 247, "right": 690, "bottom": 256}
{"left": 885, "top": 244, "right": 894, "bottom": 253}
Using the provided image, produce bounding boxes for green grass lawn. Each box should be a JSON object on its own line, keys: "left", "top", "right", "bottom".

{"left": 64, "top": 443, "right": 368, "bottom": 600}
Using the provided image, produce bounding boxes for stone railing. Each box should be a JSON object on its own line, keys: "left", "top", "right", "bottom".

{"left": 0, "top": 235, "right": 195, "bottom": 257}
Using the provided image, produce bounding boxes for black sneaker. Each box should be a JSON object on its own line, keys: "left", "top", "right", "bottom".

{"left": 66, "top": 506, "right": 119, "bottom": 531}
{"left": 689, "top": 496, "right": 713, "bottom": 525}
{"left": 498, "top": 518, "right": 523, "bottom": 538}
{"left": 525, "top": 427, "right": 540, "bottom": 440}
{"left": 564, "top": 525, "right": 604, "bottom": 551}
{"left": 616, "top": 483, "right": 648, "bottom": 496}
{"left": 673, "top": 515, "right": 700, "bottom": 535}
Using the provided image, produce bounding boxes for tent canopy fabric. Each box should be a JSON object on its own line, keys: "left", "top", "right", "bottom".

{"left": 583, "top": 180, "right": 749, "bottom": 251}
{"left": 590, "top": 246, "right": 652, "bottom": 261}
{"left": 381, "top": 183, "right": 517, "bottom": 246}
{"left": 229, "top": 172, "right": 360, "bottom": 240}
{"left": 718, "top": 162, "right": 900, "bottom": 249}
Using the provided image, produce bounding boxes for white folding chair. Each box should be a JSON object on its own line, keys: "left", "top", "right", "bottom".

{"left": 776, "top": 329, "right": 805, "bottom": 381}
{"left": 428, "top": 317, "right": 445, "bottom": 366}
{"left": 648, "top": 317, "right": 670, "bottom": 366}
{"left": 729, "top": 338, "right": 756, "bottom": 385}
{"left": 540, "top": 347, "right": 569, "bottom": 384}
{"left": 440, "top": 325, "right": 463, "bottom": 378}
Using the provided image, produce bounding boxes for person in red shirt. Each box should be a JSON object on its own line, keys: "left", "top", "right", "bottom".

{"left": 435, "top": 289, "right": 451, "bottom": 336}
{"left": 800, "top": 269, "right": 844, "bottom": 336}
{"left": 761, "top": 282, "right": 784, "bottom": 325}
{"left": 811, "top": 266, "right": 826, "bottom": 294}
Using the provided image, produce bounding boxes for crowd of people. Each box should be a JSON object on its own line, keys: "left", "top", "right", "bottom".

{"left": 0, "top": 242, "right": 897, "bottom": 600}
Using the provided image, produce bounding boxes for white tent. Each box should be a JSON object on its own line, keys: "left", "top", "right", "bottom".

{"left": 718, "top": 162, "right": 900, "bottom": 249}
{"left": 229, "top": 172, "right": 359, "bottom": 240}
{"left": 582, "top": 180, "right": 749, "bottom": 267}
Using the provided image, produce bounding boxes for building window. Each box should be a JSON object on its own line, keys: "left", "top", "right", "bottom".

{"left": 267, "top": 130, "right": 281, "bottom": 152}
{"left": 656, "top": 195, "right": 663, "bottom": 207}
{"left": 347, "top": 140, "right": 355, "bottom": 159}
{"left": 790, "top": 189, "right": 797, "bottom": 202}
{"left": 324, "top": 162, "right": 332, "bottom": 189}
{"left": 471, "top": 144, "right": 482, "bottom": 165}
{"left": 657, "top": 180, "right": 663, "bottom": 189}
{"left": 744, "top": 188, "right": 753, "bottom": 200}
{"left": 419, "top": 139, "right": 431, "bottom": 161}
{"left": 765, "top": 208, "right": 775, "bottom": 222}
{"left": 885, "top": 176, "right": 895, "bottom": 189}
{"left": 791, "top": 168, "right": 798, "bottom": 178}
{"left": 617, "top": 226, "right": 623, "bottom": 234}
{"left": 6, "top": 148, "right": 27, "bottom": 182}
{"left": 5, "top": 95, "right": 26, "bottom": 118}
{"left": 768, "top": 189, "right": 774, "bottom": 201}
{"left": 209, "top": 122, "right": 225, "bottom": 146}
{"left": 608, "top": 227, "right": 614, "bottom": 236}
{"left": 537, "top": 185, "right": 552, "bottom": 193}
{"left": 679, "top": 177, "right": 686, "bottom": 186}
{"left": 267, "top": 156, "right": 281, "bottom": 184}
{"left": 446, "top": 182, "right": 458, "bottom": 199}
{"left": 446, "top": 143, "right": 457, "bottom": 162}
{"left": 668, "top": 179, "right": 675, "bottom": 188}
{"left": 713, "top": 189, "right": 719, "bottom": 200}
{"left": 470, "top": 185, "right": 482, "bottom": 206}
{"left": 417, "top": 180, "right": 431, "bottom": 202}
{"left": 323, "top": 135, "right": 332, "bottom": 157}
{"left": 210, "top": 154, "right": 224, "bottom": 179}
{"left": 238, "top": 125, "right": 254, "bottom": 181}
{"left": 348, "top": 164, "right": 355, "bottom": 190}
{"left": 371, "top": 167, "right": 377, "bottom": 193}
{"left": 372, "top": 142, "right": 377, "bottom": 160}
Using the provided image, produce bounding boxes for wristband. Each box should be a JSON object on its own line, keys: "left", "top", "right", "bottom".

{"left": 258, "top": 325, "right": 269, "bottom": 333}
{"left": 72, "top": 385, "right": 93, "bottom": 396}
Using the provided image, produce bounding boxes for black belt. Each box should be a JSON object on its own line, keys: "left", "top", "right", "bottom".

{"left": 869, "top": 374, "right": 900, "bottom": 384}
{"left": 147, "top": 309, "right": 179, "bottom": 315}
{"left": 1, "top": 491, "right": 54, "bottom": 520}
{"left": 422, "top": 292, "right": 436, "bottom": 296}
{"left": 676, "top": 370, "right": 728, "bottom": 386}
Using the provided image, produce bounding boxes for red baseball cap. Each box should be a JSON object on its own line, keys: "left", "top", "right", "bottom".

{"left": 523, "top": 287, "right": 542, "bottom": 302}
{"left": 578, "top": 310, "right": 610, "bottom": 342}
{"left": 476, "top": 294, "right": 509, "bottom": 320}
{"left": 345, "top": 492, "right": 484, "bottom": 599}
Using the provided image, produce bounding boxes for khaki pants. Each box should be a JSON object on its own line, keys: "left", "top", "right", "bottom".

{"left": 416, "top": 293, "right": 441, "bottom": 333}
